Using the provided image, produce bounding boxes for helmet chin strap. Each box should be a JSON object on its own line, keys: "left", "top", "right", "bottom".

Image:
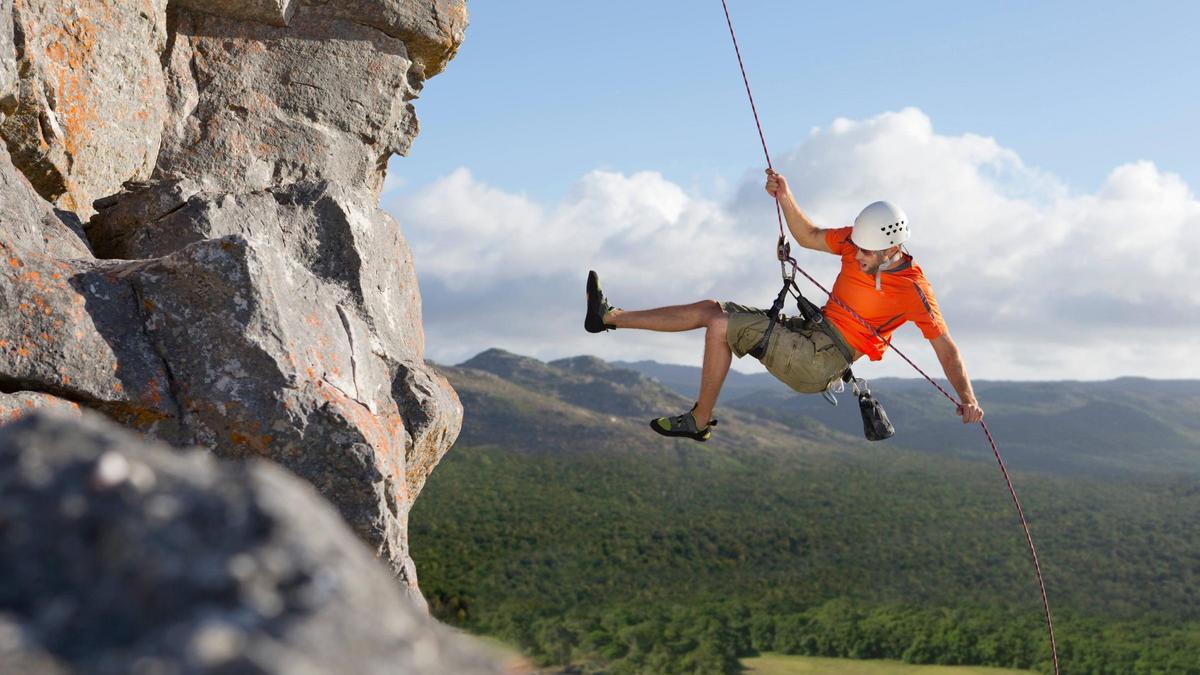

{"left": 874, "top": 251, "right": 900, "bottom": 291}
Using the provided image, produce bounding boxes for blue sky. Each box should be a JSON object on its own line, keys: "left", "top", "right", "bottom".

{"left": 394, "top": 1, "right": 1199, "bottom": 200}
{"left": 384, "top": 2, "right": 1200, "bottom": 380}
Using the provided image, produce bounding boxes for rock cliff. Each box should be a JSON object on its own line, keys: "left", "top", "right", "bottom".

{"left": 1, "top": 0, "right": 466, "bottom": 597}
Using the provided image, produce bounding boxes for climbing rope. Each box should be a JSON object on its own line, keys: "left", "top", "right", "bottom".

{"left": 717, "top": 2, "right": 1060, "bottom": 673}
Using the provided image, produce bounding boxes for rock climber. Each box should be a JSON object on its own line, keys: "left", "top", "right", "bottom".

{"left": 585, "top": 169, "right": 984, "bottom": 441}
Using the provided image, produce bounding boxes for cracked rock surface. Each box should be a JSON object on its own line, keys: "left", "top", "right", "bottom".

{"left": 1, "top": 0, "right": 468, "bottom": 598}
{"left": 0, "top": 411, "right": 500, "bottom": 674}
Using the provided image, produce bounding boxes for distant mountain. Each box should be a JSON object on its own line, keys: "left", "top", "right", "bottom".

{"left": 612, "top": 359, "right": 794, "bottom": 401}
{"left": 439, "top": 349, "right": 854, "bottom": 457}
{"left": 616, "top": 359, "right": 1200, "bottom": 478}
{"left": 461, "top": 349, "right": 684, "bottom": 419}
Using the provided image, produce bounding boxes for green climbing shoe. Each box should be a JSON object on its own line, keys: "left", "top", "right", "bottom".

{"left": 649, "top": 403, "right": 718, "bottom": 442}
{"left": 585, "top": 270, "right": 618, "bottom": 333}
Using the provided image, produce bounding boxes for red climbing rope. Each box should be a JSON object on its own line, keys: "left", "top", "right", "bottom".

{"left": 718, "top": 2, "right": 1060, "bottom": 673}
{"left": 719, "top": 0, "right": 787, "bottom": 243}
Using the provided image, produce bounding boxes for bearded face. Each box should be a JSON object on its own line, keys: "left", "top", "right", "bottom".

{"left": 854, "top": 245, "right": 901, "bottom": 275}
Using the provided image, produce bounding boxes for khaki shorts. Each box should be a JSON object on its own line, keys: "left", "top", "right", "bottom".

{"left": 722, "top": 301, "right": 852, "bottom": 394}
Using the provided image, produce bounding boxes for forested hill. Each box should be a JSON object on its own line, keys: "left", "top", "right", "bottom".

{"left": 414, "top": 349, "right": 1200, "bottom": 674}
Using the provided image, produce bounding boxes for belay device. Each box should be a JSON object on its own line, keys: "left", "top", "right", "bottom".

{"left": 747, "top": 237, "right": 895, "bottom": 441}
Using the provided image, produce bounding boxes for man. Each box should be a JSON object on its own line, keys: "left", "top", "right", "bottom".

{"left": 585, "top": 169, "right": 984, "bottom": 442}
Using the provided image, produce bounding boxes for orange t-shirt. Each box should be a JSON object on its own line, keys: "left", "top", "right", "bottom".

{"left": 821, "top": 227, "right": 948, "bottom": 361}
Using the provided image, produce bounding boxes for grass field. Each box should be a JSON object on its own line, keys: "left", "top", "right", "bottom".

{"left": 742, "top": 654, "right": 1034, "bottom": 675}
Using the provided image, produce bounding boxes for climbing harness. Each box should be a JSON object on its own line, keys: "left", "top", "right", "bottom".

{"left": 744, "top": 236, "right": 894, "bottom": 437}
{"left": 717, "top": 2, "right": 1060, "bottom": 672}
{"left": 744, "top": 238, "right": 821, "bottom": 361}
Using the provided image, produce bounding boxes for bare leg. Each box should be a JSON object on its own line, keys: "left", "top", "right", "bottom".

{"left": 608, "top": 300, "right": 730, "bottom": 427}
{"left": 693, "top": 314, "right": 731, "bottom": 427}
{"left": 606, "top": 301, "right": 720, "bottom": 332}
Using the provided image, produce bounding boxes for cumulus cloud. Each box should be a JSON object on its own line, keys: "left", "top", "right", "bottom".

{"left": 385, "top": 108, "right": 1200, "bottom": 381}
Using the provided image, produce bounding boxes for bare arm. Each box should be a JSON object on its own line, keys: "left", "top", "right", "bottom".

{"left": 764, "top": 170, "right": 832, "bottom": 253}
{"left": 929, "top": 333, "right": 984, "bottom": 424}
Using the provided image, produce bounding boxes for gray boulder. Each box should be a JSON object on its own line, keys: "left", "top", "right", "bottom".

{"left": 0, "top": 143, "right": 92, "bottom": 258}
{"left": 85, "top": 180, "right": 461, "bottom": 582}
{"left": 0, "top": 241, "right": 179, "bottom": 432}
{"left": 0, "top": 411, "right": 501, "bottom": 674}
{"left": 89, "top": 179, "right": 429, "bottom": 358}
{"left": 302, "top": 0, "right": 468, "bottom": 77}
{"left": 155, "top": 4, "right": 440, "bottom": 197}
{"left": 0, "top": 0, "right": 169, "bottom": 219}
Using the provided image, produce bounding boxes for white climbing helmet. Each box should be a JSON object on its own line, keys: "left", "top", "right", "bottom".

{"left": 851, "top": 201, "right": 910, "bottom": 251}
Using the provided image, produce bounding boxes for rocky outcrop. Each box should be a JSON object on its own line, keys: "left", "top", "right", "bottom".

{"left": 0, "top": 0, "right": 168, "bottom": 219}
{"left": 175, "top": 0, "right": 298, "bottom": 27}
{"left": 0, "top": 0, "right": 15, "bottom": 113}
{"left": 0, "top": 240, "right": 180, "bottom": 434}
{"left": 1, "top": 0, "right": 468, "bottom": 597}
{"left": 0, "top": 0, "right": 467, "bottom": 213}
{"left": 0, "top": 142, "right": 91, "bottom": 257}
{"left": 154, "top": 10, "right": 408, "bottom": 196}
{"left": 153, "top": 0, "right": 465, "bottom": 198}
{"left": 0, "top": 411, "right": 501, "bottom": 674}
{"left": 0, "top": 391, "right": 79, "bottom": 423}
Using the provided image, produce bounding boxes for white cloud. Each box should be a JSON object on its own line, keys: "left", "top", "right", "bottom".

{"left": 396, "top": 167, "right": 758, "bottom": 292}
{"left": 385, "top": 108, "right": 1200, "bottom": 382}
{"left": 381, "top": 173, "right": 407, "bottom": 194}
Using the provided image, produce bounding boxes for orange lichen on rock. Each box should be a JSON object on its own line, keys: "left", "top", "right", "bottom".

{"left": 312, "top": 380, "right": 406, "bottom": 470}
{"left": 110, "top": 404, "right": 173, "bottom": 431}
{"left": 0, "top": 393, "right": 82, "bottom": 423}
{"left": 41, "top": 12, "right": 106, "bottom": 160}
{"left": 143, "top": 377, "right": 163, "bottom": 407}
{"left": 32, "top": 295, "right": 52, "bottom": 315}
{"left": 229, "top": 430, "right": 274, "bottom": 454}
